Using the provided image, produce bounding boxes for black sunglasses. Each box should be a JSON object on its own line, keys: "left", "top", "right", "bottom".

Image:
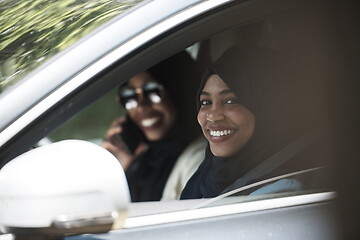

{"left": 118, "top": 81, "right": 165, "bottom": 110}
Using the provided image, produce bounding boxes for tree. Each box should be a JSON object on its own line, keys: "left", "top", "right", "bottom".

{"left": 0, "top": 0, "right": 143, "bottom": 92}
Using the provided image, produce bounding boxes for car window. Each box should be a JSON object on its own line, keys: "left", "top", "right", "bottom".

{"left": 193, "top": 167, "right": 329, "bottom": 209}
{"left": 0, "top": 0, "right": 145, "bottom": 94}
{"left": 46, "top": 0, "right": 334, "bottom": 203}
{"left": 1, "top": 0, "right": 336, "bottom": 197}
{"left": 48, "top": 89, "right": 123, "bottom": 144}
{"left": 47, "top": 46, "right": 197, "bottom": 144}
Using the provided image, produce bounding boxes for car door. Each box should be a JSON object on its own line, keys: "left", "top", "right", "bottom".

{"left": 0, "top": 0, "right": 358, "bottom": 239}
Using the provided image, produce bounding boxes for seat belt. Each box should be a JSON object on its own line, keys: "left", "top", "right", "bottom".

{"left": 221, "top": 131, "right": 314, "bottom": 194}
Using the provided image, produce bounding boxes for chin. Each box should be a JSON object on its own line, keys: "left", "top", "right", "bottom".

{"left": 210, "top": 146, "right": 235, "bottom": 158}
{"left": 145, "top": 131, "right": 165, "bottom": 142}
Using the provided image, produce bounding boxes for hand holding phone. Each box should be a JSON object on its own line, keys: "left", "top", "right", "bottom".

{"left": 101, "top": 116, "right": 145, "bottom": 170}
{"left": 118, "top": 117, "right": 145, "bottom": 154}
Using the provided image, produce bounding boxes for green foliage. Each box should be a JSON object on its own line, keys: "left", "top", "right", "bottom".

{"left": 0, "top": 0, "right": 143, "bottom": 92}
{"left": 49, "top": 89, "right": 126, "bottom": 142}
{"left": 0, "top": 0, "right": 142, "bottom": 140}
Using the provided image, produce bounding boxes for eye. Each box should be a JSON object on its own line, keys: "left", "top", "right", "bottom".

{"left": 225, "top": 97, "right": 239, "bottom": 104}
{"left": 200, "top": 99, "right": 211, "bottom": 106}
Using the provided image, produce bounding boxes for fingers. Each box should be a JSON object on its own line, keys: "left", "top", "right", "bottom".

{"left": 110, "top": 116, "right": 126, "bottom": 128}
{"left": 134, "top": 142, "right": 148, "bottom": 156}
{"left": 104, "top": 125, "right": 122, "bottom": 142}
{"left": 101, "top": 141, "right": 118, "bottom": 153}
{"left": 103, "top": 116, "right": 127, "bottom": 144}
{"left": 101, "top": 140, "right": 133, "bottom": 170}
{"left": 101, "top": 116, "right": 147, "bottom": 170}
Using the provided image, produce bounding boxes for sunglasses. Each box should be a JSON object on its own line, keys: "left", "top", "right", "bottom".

{"left": 118, "top": 81, "right": 165, "bottom": 110}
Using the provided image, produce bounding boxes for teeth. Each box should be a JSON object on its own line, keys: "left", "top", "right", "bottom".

{"left": 209, "top": 130, "right": 234, "bottom": 137}
{"left": 141, "top": 118, "right": 158, "bottom": 127}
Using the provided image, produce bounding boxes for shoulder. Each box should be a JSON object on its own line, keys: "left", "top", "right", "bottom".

{"left": 169, "top": 135, "right": 207, "bottom": 180}
{"left": 178, "top": 136, "right": 207, "bottom": 163}
{"left": 173, "top": 136, "right": 207, "bottom": 175}
{"left": 249, "top": 178, "right": 303, "bottom": 196}
{"left": 161, "top": 136, "right": 207, "bottom": 201}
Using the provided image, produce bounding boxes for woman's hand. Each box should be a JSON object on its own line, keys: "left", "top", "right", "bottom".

{"left": 101, "top": 117, "right": 146, "bottom": 170}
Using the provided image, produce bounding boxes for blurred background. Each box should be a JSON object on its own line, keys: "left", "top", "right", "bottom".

{"left": 0, "top": 0, "right": 143, "bottom": 142}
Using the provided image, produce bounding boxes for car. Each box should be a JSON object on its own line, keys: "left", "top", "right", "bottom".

{"left": 0, "top": 0, "right": 359, "bottom": 239}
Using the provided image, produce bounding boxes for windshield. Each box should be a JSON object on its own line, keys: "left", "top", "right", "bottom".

{"left": 0, "top": 0, "right": 144, "bottom": 94}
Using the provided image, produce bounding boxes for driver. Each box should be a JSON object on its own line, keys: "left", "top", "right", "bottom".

{"left": 181, "top": 46, "right": 326, "bottom": 199}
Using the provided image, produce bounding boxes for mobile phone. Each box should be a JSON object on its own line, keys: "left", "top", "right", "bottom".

{"left": 118, "top": 117, "right": 144, "bottom": 154}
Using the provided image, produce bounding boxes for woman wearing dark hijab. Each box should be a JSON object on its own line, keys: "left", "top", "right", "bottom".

{"left": 102, "top": 51, "right": 203, "bottom": 202}
{"left": 180, "top": 46, "right": 328, "bottom": 199}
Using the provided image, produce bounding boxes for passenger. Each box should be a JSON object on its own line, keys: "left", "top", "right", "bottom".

{"left": 161, "top": 135, "right": 207, "bottom": 201}
{"left": 102, "top": 51, "right": 205, "bottom": 202}
{"left": 180, "top": 46, "right": 326, "bottom": 199}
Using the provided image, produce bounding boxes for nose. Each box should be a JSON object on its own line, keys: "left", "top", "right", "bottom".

{"left": 137, "top": 88, "right": 153, "bottom": 106}
{"left": 206, "top": 106, "right": 225, "bottom": 123}
{"left": 134, "top": 92, "right": 152, "bottom": 113}
{"left": 136, "top": 92, "right": 146, "bottom": 105}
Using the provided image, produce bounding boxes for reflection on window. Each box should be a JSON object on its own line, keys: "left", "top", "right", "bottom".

{"left": 0, "top": 0, "right": 144, "bottom": 93}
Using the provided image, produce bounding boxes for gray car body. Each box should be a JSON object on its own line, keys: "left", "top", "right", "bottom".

{"left": 70, "top": 197, "right": 338, "bottom": 240}
{"left": 0, "top": 0, "right": 358, "bottom": 239}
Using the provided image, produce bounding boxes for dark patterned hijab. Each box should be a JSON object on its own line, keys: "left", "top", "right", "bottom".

{"left": 181, "top": 46, "right": 318, "bottom": 199}
{"left": 125, "top": 51, "right": 201, "bottom": 202}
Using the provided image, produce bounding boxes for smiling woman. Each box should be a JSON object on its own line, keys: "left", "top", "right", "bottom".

{"left": 198, "top": 74, "right": 255, "bottom": 157}
{"left": 101, "top": 51, "right": 202, "bottom": 202}
{"left": 124, "top": 72, "right": 177, "bottom": 141}
{"left": 180, "top": 46, "right": 328, "bottom": 199}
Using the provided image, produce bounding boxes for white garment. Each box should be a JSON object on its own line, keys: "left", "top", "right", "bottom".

{"left": 161, "top": 136, "right": 207, "bottom": 201}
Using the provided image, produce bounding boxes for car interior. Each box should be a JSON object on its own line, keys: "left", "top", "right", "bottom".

{"left": 43, "top": 1, "right": 335, "bottom": 199}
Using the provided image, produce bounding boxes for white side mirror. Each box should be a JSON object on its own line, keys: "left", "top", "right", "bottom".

{"left": 0, "top": 140, "right": 130, "bottom": 238}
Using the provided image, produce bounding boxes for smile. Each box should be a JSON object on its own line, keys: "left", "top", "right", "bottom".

{"left": 141, "top": 117, "right": 159, "bottom": 127}
{"left": 209, "top": 129, "right": 234, "bottom": 137}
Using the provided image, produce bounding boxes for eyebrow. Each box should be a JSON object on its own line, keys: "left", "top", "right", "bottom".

{"left": 200, "top": 89, "right": 234, "bottom": 96}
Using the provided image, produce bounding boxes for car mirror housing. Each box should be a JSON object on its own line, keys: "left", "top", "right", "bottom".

{"left": 0, "top": 140, "right": 130, "bottom": 238}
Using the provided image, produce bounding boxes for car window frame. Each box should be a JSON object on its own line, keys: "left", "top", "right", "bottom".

{"left": 121, "top": 191, "right": 336, "bottom": 228}
{"left": 0, "top": 0, "right": 203, "bottom": 134}
{"left": 0, "top": 0, "right": 304, "bottom": 167}
{"left": 0, "top": 0, "right": 354, "bottom": 238}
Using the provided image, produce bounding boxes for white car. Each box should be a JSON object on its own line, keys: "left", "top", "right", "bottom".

{"left": 0, "top": 0, "right": 358, "bottom": 239}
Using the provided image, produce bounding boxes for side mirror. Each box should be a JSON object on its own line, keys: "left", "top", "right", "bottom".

{"left": 0, "top": 140, "right": 130, "bottom": 239}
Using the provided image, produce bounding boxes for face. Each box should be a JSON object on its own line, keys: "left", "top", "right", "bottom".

{"left": 198, "top": 74, "right": 255, "bottom": 157}
{"left": 126, "top": 71, "right": 177, "bottom": 141}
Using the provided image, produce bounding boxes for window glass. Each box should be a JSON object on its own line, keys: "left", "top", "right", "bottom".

{"left": 40, "top": 1, "right": 335, "bottom": 207}
{"left": 49, "top": 89, "right": 125, "bottom": 143}
{"left": 0, "top": 0, "right": 144, "bottom": 94}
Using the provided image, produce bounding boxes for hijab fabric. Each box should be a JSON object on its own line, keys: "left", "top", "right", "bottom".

{"left": 125, "top": 51, "right": 201, "bottom": 202}
{"left": 181, "top": 46, "right": 314, "bottom": 199}
{"left": 126, "top": 123, "right": 186, "bottom": 202}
